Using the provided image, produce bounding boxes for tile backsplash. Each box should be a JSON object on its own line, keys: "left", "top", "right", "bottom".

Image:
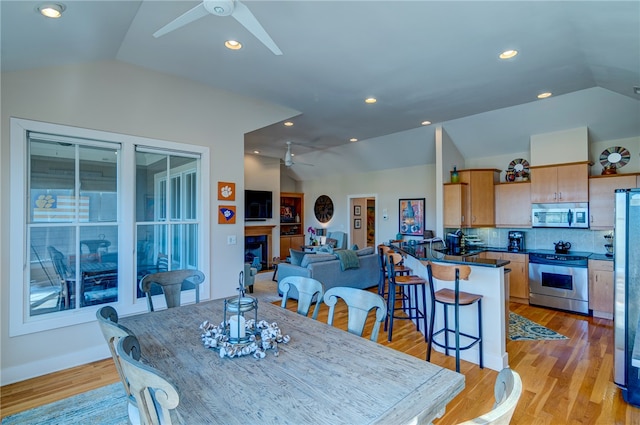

{"left": 462, "top": 227, "right": 614, "bottom": 255}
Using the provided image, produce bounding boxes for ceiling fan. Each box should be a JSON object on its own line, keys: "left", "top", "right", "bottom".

{"left": 153, "top": 0, "right": 282, "bottom": 55}
{"left": 283, "top": 141, "right": 313, "bottom": 167}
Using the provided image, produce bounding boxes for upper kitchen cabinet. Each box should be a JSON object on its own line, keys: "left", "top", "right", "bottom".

{"left": 444, "top": 169, "right": 500, "bottom": 228}
{"left": 589, "top": 174, "right": 639, "bottom": 229}
{"left": 495, "top": 182, "right": 531, "bottom": 228}
{"left": 443, "top": 183, "right": 468, "bottom": 228}
{"left": 530, "top": 162, "right": 589, "bottom": 203}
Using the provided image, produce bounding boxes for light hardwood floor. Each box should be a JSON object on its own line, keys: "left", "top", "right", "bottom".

{"left": 2, "top": 298, "right": 640, "bottom": 424}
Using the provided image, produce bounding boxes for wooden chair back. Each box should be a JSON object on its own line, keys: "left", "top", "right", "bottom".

{"left": 96, "top": 306, "right": 137, "bottom": 400}
{"left": 117, "top": 335, "right": 180, "bottom": 425}
{"left": 279, "top": 276, "right": 325, "bottom": 320}
{"left": 458, "top": 368, "right": 522, "bottom": 425}
{"left": 323, "top": 286, "right": 387, "bottom": 341}
{"left": 139, "top": 270, "right": 205, "bottom": 312}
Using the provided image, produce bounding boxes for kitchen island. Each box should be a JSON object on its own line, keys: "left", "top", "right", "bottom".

{"left": 391, "top": 241, "right": 510, "bottom": 371}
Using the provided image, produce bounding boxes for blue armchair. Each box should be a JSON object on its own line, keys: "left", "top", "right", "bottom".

{"left": 327, "top": 231, "right": 347, "bottom": 250}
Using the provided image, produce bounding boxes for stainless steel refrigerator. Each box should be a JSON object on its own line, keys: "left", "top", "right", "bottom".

{"left": 614, "top": 188, "right": 640, "bottom": 407}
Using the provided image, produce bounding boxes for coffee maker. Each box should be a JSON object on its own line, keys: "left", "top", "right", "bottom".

{"left": 508, "top": 231, "right": 525, "bottom": 252}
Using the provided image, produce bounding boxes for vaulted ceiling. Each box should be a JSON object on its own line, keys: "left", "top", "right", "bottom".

{"left": 2, "top": 1, "right": 639, "bottom": 180}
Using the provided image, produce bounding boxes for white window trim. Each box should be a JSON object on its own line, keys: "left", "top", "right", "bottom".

{"left": 10, "top": 118, "right": 210, "bottom": 336}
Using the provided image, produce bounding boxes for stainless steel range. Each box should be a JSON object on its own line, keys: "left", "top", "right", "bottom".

{"left": 529, "top": 251, "right": 589, "bottom": 314}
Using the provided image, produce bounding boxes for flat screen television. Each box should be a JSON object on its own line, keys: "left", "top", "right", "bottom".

{"left": 245, "top": 190, "right": 273, "bottom": 220}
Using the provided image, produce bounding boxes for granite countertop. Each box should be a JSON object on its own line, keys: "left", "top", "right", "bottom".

{"left": 392, "top": 242, "right": 510, "bottom": 268}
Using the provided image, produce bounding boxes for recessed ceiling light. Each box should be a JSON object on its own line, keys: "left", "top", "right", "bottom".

{"left": 253, "top": 150, "right": 260, "bottom": 154}
{"left": 537, "top": 92, "right": 552, "bottom": 99}
{"left": 421, "top": 121, "right": 432, "bottom": 126}
{"left": 364, "top": 97, "right": 377, "bottom": 104}
{"left": 225, "top": 40, "right": 242, "bottom": 50}
{"left": 283, "top": 121, "right": 293, "bottom": 127}
{"left": 350, "top": 138, "right": 358, "bottom": 142}
{"left": 38, "top": 3, "right": 65, "bottom": 18}
{"left": 499, "top": 50, "right": 518, "bottom": 60}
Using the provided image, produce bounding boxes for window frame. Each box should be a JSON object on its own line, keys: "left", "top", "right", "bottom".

{"left": 9, "top": 118, "right": 210, "bottom": 336}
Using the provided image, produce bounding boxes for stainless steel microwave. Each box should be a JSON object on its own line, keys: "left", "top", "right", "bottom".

{"left": 531, "top": 203, "right": 589, "bottom": 228}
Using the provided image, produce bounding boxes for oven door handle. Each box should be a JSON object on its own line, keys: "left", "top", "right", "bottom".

{"left": 568, "top": 209, "right": 573, "bottom": 227}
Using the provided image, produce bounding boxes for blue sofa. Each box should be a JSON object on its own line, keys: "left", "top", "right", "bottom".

{"left": 277, "top": 247, "right": 378, "bottom": 299}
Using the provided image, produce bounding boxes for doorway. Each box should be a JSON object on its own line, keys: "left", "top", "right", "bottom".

{"left": 350, "top": 195, "right": 376, "bottom": 248}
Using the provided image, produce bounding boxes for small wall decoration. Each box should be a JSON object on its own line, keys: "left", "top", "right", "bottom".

{"left": 218, "top": 182, "right": 235, "bottom": 201}
{"left": 218, "top": 205, "right": 236, "bottom": 224}
{"left": 280, "top": 205, "right": 296, "bottom": 222}
{"left": 354, "top": 205, "right": 361, "bottom": 216}
{"left": 354, "top": 218, "right": 362, "bottom": 229}
{"left": 399, "top": 198, "right": 425, "bottom": 236}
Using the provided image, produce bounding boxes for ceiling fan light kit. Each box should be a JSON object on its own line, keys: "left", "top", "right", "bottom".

{"left": 153, "top": 0, "right": 283, "bottom": 55}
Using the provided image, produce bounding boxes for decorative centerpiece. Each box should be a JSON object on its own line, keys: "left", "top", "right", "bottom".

{"left": 199, "top": 270, "right": 290, "bottom": 359}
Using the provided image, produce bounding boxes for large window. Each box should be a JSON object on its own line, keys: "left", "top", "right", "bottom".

{"left": 9, "top": 118, "right": 209, "bottom": 336}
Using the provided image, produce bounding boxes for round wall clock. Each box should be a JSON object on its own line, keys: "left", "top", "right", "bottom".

{"left": 314, "top": 195, "right": 334, "bottom": 223}
{"left": 600, "top": 146, "right": 630, "bottom": 169}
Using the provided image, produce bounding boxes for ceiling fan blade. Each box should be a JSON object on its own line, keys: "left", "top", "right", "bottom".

{"left": 231, "top": 1, "right": 283, "bottom": 55}
{"left": 153, "top": 3, "right": 210, "bottom": 38}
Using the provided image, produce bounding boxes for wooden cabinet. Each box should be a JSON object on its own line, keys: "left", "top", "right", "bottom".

{"left": 495, "top": 182, "right": 531, "bottom": 228}
{"left": 589, "top": 259, "right": 614, "bottom": 319}
{"left": 589, "top": 174, "right": 638, "bottom": 229}
{"left": 530, "top": 163, "right": 589, "bottom": 203}
{"left": 443, "top": 183, "right": 468, "bottom": 228}
{"left": 279, "top": 192, "right": 304, "bottom": 259}
{"left": 479, "top": 251, "right": 529, "bottom": 304}
{"left": 444, "top": 169, "right": 499, "bottom": 228}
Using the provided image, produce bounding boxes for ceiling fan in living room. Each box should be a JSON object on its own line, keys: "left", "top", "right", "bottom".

{"left": 153, "top": 0, "right": 282, "bottom": 55}
{"left": 282, "top": 141, "right": 313, "bottom": 168}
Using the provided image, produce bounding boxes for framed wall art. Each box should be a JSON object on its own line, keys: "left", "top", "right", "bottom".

{"left": 354, "top": 205, "right": 361, "bottom": 216}
{"left": 217, "top": 182, "right": 235, "bottom": 201}
{"left": 354, "top": 218, "right": 362, "bottom": 229}
{"left": 218, "top": 205, "right": 236, "bottom": 224}
{"left": 398, "top": 198, "right": 425, "bottom": 236}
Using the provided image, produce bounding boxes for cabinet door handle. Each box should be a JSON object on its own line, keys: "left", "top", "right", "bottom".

{"left": 559, "top": 192, "right": 563, "bottom": 200}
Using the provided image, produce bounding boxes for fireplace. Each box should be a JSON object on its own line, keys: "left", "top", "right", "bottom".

{"left": 244, "top": 225, "right": 275, "bottom": 270}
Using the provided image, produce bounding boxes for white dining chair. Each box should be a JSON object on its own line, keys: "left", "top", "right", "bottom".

{"left": 279, "top": 276, "right": 325, "bottom": 319}
{"left": 458, "top": 368, "right": 522, "bottom": 425}
{"left": 323, "top": 286, "right": 387, "bottom": 341}
{"left": 116, "top": 335, "right": 181, "bottom": 425}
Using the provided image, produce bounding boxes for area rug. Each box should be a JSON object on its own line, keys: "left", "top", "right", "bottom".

{"left": 509, "top": 312, "right": 568, "bottom": 341}
{"left": 2, "top": 383, "right": 128, "bottom": 425}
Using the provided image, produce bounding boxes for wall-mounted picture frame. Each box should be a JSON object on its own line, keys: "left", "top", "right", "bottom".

{"left": 218, "top": 205, "right": 236, "bottom": 224}
{"left": 354, "top": 218, "right": 362, "bottom": 229}
{"left": 354, "top": 205, "right": 361, "bottom": 216}
{"left": 217, "top": 181, "right": 235, "bottom": 201}
{"left": 399, "top": 198, "right": 425, "bottom": 236}
{"left": 280, "top": 205, "right": 296, "bottom": 223}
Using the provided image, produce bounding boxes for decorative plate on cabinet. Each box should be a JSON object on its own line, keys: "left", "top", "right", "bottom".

{"left": 507, "top": 158, "right": 530, "bottom": 173}
{"left": 600, "top": 146, "right": 630, "bottom": 169}
{"left": 314, "top": 195, "right": 334, "bottom": 223}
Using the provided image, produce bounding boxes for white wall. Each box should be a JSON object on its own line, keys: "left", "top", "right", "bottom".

{"left": 300, "top": 164, "right": 438, "bottom": 246}
{"left": 0, "top": 61, "right": 298, "bottom": 384}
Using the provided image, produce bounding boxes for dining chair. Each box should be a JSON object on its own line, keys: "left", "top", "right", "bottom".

{"left": 279, "top": 276, "right": 325, "bottom": 320}
{"left": 139, "top": 269, "right": 205, "bottom": 312}
{"left": 426, "top": 261, "right": 483, "bottom": 373}
{"left": 95, "top": 306, "right": 140, "bottom": 423}
{"left": 47, "top": 245, "right": 72, "bottom": 310}
{"left": 116, "top": 335, "right": 181, "bottom": 425}
{"left": 458, "top": 368, "right": 522, "bottom": 425}
{"left": 323, "top": 286, "right": 387, "bottom": 342}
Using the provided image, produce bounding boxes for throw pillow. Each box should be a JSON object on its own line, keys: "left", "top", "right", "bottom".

{"left": 356, "top": 246, "right": 375, "bottom": 256}
{"left": 325, "top": 238, "right": 338, "bottom": 248}
{"left": 351, "top": 244, "right": 359, "bottom": 250}
{"left": 301, "top": 253, "right": 336, "bottom": 268}
{"left": 289, "top": 249, "right": 306, "bottom": 266}
{"left": 317, "top": 244, "right": 334, "bottom": 254}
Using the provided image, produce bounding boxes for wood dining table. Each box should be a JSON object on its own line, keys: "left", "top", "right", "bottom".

{"left": 119, "top": 298, "right": 465, "bottom": 425}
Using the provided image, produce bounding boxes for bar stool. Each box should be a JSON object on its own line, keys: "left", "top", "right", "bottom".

{"left": 426, "top": 261, "right": 482, "bottom": 373}
{"left": 377, "top": 246, "right": 412, "bottom": 299}
{"left": 384, "top": 254, "right": 428, "bottom": 342}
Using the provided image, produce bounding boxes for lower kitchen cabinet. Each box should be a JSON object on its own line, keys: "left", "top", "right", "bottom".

{"left": 589, "top": 259, "right": 614, "bottom": 319}
{"left": 480, "top": 251, "right": 529, "bottom": 304}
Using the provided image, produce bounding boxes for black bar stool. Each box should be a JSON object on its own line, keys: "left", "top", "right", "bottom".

{"left": 384, "top": 254, "right": 428, "bottom": 342}
{"left": 426, "top": 261, "right": 483, "bottom": 373}
{"left": 377, "top": 246, "right": 412, "bottom": 299}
